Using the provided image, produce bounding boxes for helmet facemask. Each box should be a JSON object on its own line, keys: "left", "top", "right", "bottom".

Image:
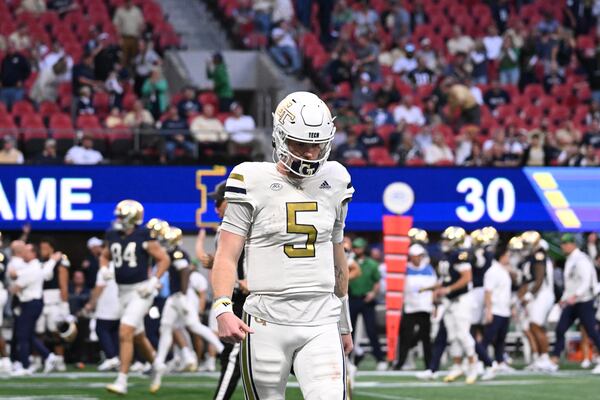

{"left": 272, "top": 125, "right": 333, "bottom": 178}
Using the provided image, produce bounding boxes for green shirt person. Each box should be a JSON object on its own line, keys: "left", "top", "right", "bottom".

{"left": 349, "top": 237, "right": 381, "bottom": 301}
{"left": 206, "top": 52, "right": 233, "bottom": 111}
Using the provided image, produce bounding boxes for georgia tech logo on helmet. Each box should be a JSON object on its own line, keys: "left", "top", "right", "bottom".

{"left": 276, "top": 100, "right": 296, "bottom": 125}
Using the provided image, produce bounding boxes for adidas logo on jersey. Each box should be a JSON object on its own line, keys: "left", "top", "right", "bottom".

{"left": 319, "top": 181, "right": 331, "bottom": 189}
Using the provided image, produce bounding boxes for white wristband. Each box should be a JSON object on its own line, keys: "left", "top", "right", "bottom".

{"left": 339, "top": 295, "right": 352, "bottom": 334}
{"left": 213, "top": 296, "right": 234, "bottom": 318}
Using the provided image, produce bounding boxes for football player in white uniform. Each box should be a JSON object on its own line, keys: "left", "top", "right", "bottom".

{"left": 212, "top": 91, "right": 354, "bottom": 399}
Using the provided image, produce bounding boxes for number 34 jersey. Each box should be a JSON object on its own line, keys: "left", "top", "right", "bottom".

{"left": 224, "top": 161, "right": 354, "bottom": 326}
{"left": 105, "top": 226, "right": 153, "bottom": 285}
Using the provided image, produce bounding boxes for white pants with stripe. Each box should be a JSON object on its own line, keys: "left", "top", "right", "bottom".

{"left": 443, "top": 293, "right": 476, "bottom": 358}
{"left": 240, "top": 313, "right": 346, "bottom": 400}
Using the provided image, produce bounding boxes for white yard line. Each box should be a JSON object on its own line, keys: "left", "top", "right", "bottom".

{"left": 354, "top": 391, "right": 420, "bottom": 400}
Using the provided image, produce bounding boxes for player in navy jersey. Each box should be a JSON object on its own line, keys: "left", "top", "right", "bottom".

{"left": 100, "top": 200, "right": 170, "bottom": 395}
{"left": 150, "top": 226, "right": 223, "bottom": 393}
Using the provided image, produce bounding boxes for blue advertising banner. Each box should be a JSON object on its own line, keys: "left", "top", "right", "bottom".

{"left": 0, "top": 165, "right": 598, "bottom": 232}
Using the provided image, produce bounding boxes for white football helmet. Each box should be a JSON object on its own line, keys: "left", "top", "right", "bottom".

{"left": 272, "top": 91, "right": 335, "bottom": 177}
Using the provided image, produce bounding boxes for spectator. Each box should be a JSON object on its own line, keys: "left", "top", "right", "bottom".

{"left": 76, "top": 86, "right": 96, "bottom": 115}
{"left": 444, "top": 79, "right": 481, "bottom": 126}
{"left": 444, "top": 51, "right": 470, "bottom": 81}
{"left": 113, "top": 0, "right": 145, "bottom": 69}
{"left": 105, "top": 64, "right": 126, "bottom": 110}
{"left": 368, "top": 96, "right": 395, "bottom": 127}
{"left": 376, "top": 75, "right": 400, "bottom": 105}
{"left": 30, "top": 57, "right": 69, "bottom": 104}
{"left": 189, "top": 103, "right": 228, "bottom": 145}
{"left": 484, "top": 80, "right": 511, "bottom": 110}
{"left": 447, "top": 25, "right": 475, "bottom": 55}
{"left": 522, "top": 132, "right": 552, "bottom": 166}
{"left": 467, "top": 79, "right": 484, "bottom": 105}
{"left": 252, "top": 0, "right": 272, "bottom": 34}
{"left": 470, "top": 40, "right": 489, "bottom": 84}
{"left": 334, "top": 130, "right": 368, "bottom": 163}
{"left": 352, "top": 2, "right": 379, "bottom": 36}
{"left": 160, "top": 105, "right": 194, "bottom": 162}
{"left": 409, "top": 57, "right": 435, "bottom": 87}
{"left": 69, "top": 271, "right": 90, "bottom": 316}
{"left": 331, "top": 0, "right": 354, "bottom": 37}
{"left": 17, "top": 0, "right": 46, "bottom": 14}
{"left": 206, "top": 52, "right": 235, "bottom": 112}
{"left": 272, "top": 0, "right": 295, "bottom": 26}
{"left": 390, "top": 129, "right": 421, "bottom": 164}
{"left": 485, "top": 141, "right": 511, "bottom": 166}
{"left": 411, "top": 0, "right": 428, "bottom": 27}
{"left": 39, "top": 42, "right": 73, "bottom": 77}
{"left": 68, "top": 270, "right": 91, "bottom": 365}
{"left": 81, "top": 237, "right": 103, "bottom": 289}
{"left": 269, "top": 21, "right": 302, "bottom": 76}
{"left": 416, "top": 37, "right": 439, "bottom": 73}
{"left": 327, "top": 49, "right": 353, "bottom": 86}
{"left": 422, "top": 97, "right": 442, "bottom": 125}
{"left": 483, "top": 25, "right": 503, "bottom": 61}
{"left": 552, "top": 28, "right": 574, "bottom": 75}
{"left": 105, "top": 107, "right": 125, "bottom": 128}
{"left": 537, "top": 9, "right": 560, "bottom": 34}
{"left": 224, "top": 102, "right": 256, "bottom": 144}
{"left": 358, "top": 118, "right": 385, "bottom": 149}
{"left": 349, "top": 237, "right": 386, "bottom": 370}
{"left": 93, "top": 34, "right": 121, "bottom": 83}
{"left": 47, "top": 0, "right": 78, "bottom": 15}
{"left": 393, "top": 43, "right": 418, "bottom": 75}
{"left": 498, "top": 35, "right": 520, "bottom": 85}
{"left": 124, "top": 99, "right": 155, "bottom": 128}
{"left": 72, "top": 53, "right": 102, "bottom": 96}
{"left": 141, "top": 67, "right": 169, "bottom": 120}
{"left": 393, "top": 95, "right": 425, "bottom": 126}
{"left": 352, "top": 72, "right": 376, "bottom": 110}
{"left": 0, "top": 43, "right": 31, "bottom": 110}
{"left": 454, "top": 125, "right": 478, "bottom": 165}
{"left": 423, "top": 131, "right": 454, "bottom": 165}
{"left": 543, "top": 64, "right": 565, "bottom": 93}
{"left": 582, "top": 119, "right": 600, "bottom": 148}
{"left": 33, "top": 139, "right": 61, "bottom": 165}
{"left": 133, "top": 39, "right": 161, "bottom": 96}
{"left": 463, "top": 141, "right": 485, "bottom": 166}
{"left": 388, "top": 0, "right": 411, "bottom": 41}
{"left": 490, "top": 0, "right": 510, "bottom": 33}
{"left": 65, "top": 133, "right": 103, "bottom": 165}
{"left": 177, "top": 87, "right": 202, "bottom": 119}
{"left": 354, "top": 34, "right": 381, "bottom": 82}
{"left": 0, "top": 135, "right": 24, "bottom": 164}
{"left": 8, "top": 24, "right": 31, "bottom": 52}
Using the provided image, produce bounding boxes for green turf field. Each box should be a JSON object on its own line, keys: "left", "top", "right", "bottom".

{"left": 1, "top": 369, "right": 600, "bottom": 399}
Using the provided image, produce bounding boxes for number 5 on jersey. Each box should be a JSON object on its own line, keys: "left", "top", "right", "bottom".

{"left": 110, "top": 242, "right": 138, "bottom": 268}
{"left": 285, "top": 202, "right": 318, "bottom": 258}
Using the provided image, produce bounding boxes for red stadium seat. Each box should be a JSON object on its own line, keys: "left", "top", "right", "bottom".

{"left": 523, "top": 84, "right": 545, "bottom": 102}
{"left": 11, "top": 100, "right": 35, "bottom": 116}
{"left": 368, "top": 146, "right": 396, "bottom": 166}
{"left": 77, "top": 115, "right": 102, "bottom": 130}
{"left": 199, "top": 92, "right": 219, "bottom": 110}
{"left": 39, "top": 101, "right": 60, "bottom": 120}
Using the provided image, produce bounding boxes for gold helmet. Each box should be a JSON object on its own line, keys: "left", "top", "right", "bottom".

{"left": 520, "top": 230, "right": 541, "bottom": 252}
{"left": 507, "top": 235, "right": 524, "bottom": 252}
{"left": 113, "top": 200, "right": 144, "bottom": 231}
{"left": 471, "top": 226, "right": 499, "bottom": 248}
{"left": 441, "top": 226, "right": 467, "bottom": 252}
{"left": 408, "top": 228, "right": 429, "bottom": 244}
{"left": 57, "top": 320, "right": 78, "bottom": 343}
{"left": 146, "top": 218, "right": 170, "bottom": 240}
{"left": 164, "top": 226, "right": 183, "bottom": 249}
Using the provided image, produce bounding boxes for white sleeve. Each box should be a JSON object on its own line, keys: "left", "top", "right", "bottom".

{"left": 455, "top": 262, "right": 472, "bottom": 272}
{"left": 483, "top": 268, "right": 495, "bottom": 291}
{"left": 332, "top": 202, "right": 348, "bottom": 244}
{"left": 575, "top": 257, "right": 595, "bottom": 298}
{"left": 96, "top": 269, "right": 106, "bottom": 287}
{"left": 221, "top": 201, "right": 253, "bottom": 237}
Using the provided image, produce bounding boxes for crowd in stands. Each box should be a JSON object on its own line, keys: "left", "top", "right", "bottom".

{"left": 216, "top": 0, "right": 600, "bottom": 167}
{"left": 0, "top": 0, "right": 258, "bottom": 165}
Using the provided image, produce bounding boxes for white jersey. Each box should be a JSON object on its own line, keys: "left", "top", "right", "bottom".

{"left": 187, "top": 270, "right": 208, "bottom": 313}
{"left": 223, "top": 161, "right": 354, "bottom": 325}
{"left": 95, "top": 264, "right": 120, "bottom": 320}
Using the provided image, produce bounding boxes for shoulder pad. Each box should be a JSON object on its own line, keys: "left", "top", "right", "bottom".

{"left": 173, "top": 250, "right": 184, "bottom": 260}
{"left": 534, "top": 251, "right": 545, "bottom": 261}
{"left": 325, "top": 161, "right": 354, "bottom": 203}
{"left": 61, "top": 255, "right": 71, "bottom": 268}
{"left": 458, "top": 251, "right": 469, "bottom": 261}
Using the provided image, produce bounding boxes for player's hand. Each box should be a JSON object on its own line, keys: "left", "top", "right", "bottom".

{"left": 341, "top": 333, "right": 353, "bottom": 355}
{"left": 100, "top": 267, "right": 114, "bottom": 281}
{"left": 216, "top": 312, "right": 254, "bottom": 344}
{"left": 364, "top": 291, "right": 376, "bottom": 303}
{"left": 138, "top": 276, "right": 160, "bottom": 298}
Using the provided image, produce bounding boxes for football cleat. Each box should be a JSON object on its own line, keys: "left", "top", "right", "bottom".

{"left": 415, "top": 369, "right": 434, "bottom": 380}
{"left": 98, "top": 357, "right": 120, "bottom": 372}
{"left": 106, "top": 381, "right": 128, "bottom": 395}
{"left": 443, "top": 365, "right": 464, "bottom": 383}
{"left": 149, "top": 363, "right": 166, "bottom": 394}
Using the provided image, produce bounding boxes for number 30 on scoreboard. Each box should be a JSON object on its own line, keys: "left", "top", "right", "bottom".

{"left": 455, "top": 177, "right": 516, "bottom": 223}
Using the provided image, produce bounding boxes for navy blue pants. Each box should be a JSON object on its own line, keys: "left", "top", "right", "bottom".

{"left": 350, "top": 296, "right": 384, "bottom": 362}
{"left": 429, "top": 322, "right": 447, "bottom": 372}
{"left": 16, "top": 299, "right": 49, "bottom": 368}
{"left": 552, "top": 300, "right": 600, "bottom": 358}
{"left": 96, "top": 319, "right": 120, "bottom": 360}
{"left": 477, "top": 315, "right": 510, "bottom": 366}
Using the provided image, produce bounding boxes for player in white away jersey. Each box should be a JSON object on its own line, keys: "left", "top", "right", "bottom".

{"left": 212, "top": 91, "right": 354, "bottom": 399}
